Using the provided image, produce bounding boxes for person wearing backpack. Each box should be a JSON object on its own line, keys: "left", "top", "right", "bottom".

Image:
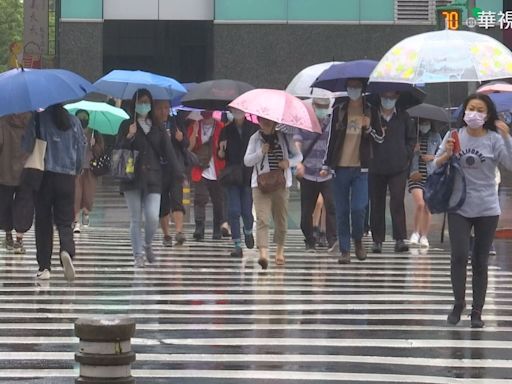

{"left": 435, "top": 93, "right": 512, "bottom": 328}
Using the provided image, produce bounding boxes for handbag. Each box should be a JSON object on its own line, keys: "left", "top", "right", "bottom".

{"left": 21, "top": 113, "right": 46, "bottom": 191}
{"left": 256, "top": 154, "right": 286, "bottom": 194}
{"left": 218, "top": 164, "right": 244, "bottom": 186}
{"left": 89, "top": 131, "right": 111, "bottom": 177}
{"left": 110, "top": 148, "right": 139, "bottom": 181}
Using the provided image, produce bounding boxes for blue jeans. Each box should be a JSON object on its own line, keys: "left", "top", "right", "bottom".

{"left": 124, "top": 190, "right": 161, "bottom": 258}
{"left": 332, "top": 168, "right": 368, "bottom": 253}
{"left": 227, "top": 185, "right": 254, "bottom": 242}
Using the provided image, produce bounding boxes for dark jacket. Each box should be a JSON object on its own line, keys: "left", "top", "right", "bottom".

{"left": 218, "top": 119, "right": 259, "bottom": 186}
{"left": 116, "top": 119, "right": 179, "bottom": 194}
{"left": 167, "top": 116, "right": 190, "bottom": 169}
{"left": 370, "top": 111, "right": 416, "bottom": 175}
{"left": 323, "top": 101, "right": 383, "bottom": 170}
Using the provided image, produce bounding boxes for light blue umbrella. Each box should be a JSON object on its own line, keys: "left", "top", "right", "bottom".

{"left": 93, "top": 70, "right": 186, "bottom": 100}
{"left": 0, "top": 68, "right": 94, "bottom": 117}
{"left": 65, "top": 100, "right": 129, "bottom": 136}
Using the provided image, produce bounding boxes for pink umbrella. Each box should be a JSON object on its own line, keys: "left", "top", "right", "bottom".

{"left": 229, "top": 89, "right": 319, "bottom": 133}
{"left": 477, "top": 83, "right": 512, "bottom": 94}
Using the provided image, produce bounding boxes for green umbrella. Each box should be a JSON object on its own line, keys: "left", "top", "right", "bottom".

{"left": 65, "top": 100, "right": 129, "bottom": 135}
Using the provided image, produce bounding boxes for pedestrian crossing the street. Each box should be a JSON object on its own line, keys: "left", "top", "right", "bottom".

{"left": 0, "top": 183, "right": 511, "bottom": 383}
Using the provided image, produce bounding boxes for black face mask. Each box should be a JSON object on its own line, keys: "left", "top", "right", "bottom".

{"left": 80, "top": 119, "right": 89, "bottom": 129}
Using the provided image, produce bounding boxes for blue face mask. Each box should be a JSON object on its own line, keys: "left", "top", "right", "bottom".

{"left": 315, "top": 108, "right": 329, "bottom": 120}
{"left": 381, "top": 97, "right": 397, "bottom": 110}
{"left": 347, "top": 87, "right": 362, "bottom": 101}
{"left": 135, "top": 103, "right": 151, "bottom": 116}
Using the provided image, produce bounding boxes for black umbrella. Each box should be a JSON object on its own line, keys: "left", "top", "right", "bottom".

{"left": 181, "top": 79, "right": 255, "bottom": 110}
{"left": 366, "top": 83, "right": 426, "bottom": 110}
{"left": 407, "top": 103, "right": 450, "bottom": 123}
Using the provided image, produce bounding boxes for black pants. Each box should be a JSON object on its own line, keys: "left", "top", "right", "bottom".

{"left": 35, "top": 172, "right": 76, "bottom": 271}
{"left": 193, "top": 177, "right": 225, "bottom": 233}
{"left": 300, "top": 178, "right": 336, "bottom": 246}
{"left": 448, "top": 213, "right": 499, "bottom": 311}
{"left": 0, "top": 184, "right": 34, "bottom": 233}
{"left": 369, "top": 170, "right": 408, "bottom": 243}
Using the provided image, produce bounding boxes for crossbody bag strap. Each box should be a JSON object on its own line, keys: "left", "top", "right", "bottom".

{"left": 301, "top": 133, "right": 322, "bottom": 161}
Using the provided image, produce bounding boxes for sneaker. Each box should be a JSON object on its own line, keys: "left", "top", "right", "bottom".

{"left": 244, "top": 233, "right": 255, "bottom": 249}
{"left": 470, "top": 309, "right": 485, "bottom": 328}
{"left": 73, "top": 222, "right": 81, "bottom": 234}
{"left": 13, "top": 239, "right": 26, "bottom": 254}
{"left": 144, "top": 245, "right": 156, "bottom": 264}
{"left": 338, "top": 251, "right": 351, "bottom": 264}
{"left": 317, "top": 232, "right": 328, "bottom": 248}
{"left": 447, "top": 301, "right": 466, "bottom": 325}
{"left": 221, "top": 223, "right": 231, "bottom": 238}
{"left": 305, "top": 242, "right": 316, "bottom": 252}
{"left": 163, "top": 235, "right": 173, "bottom": 247}
{"left": 394, "top": 240, "right": 409, "bottom": 253}
{"left": 193, "top": 223, "right": 204, "bottom": 241}
{"left": 328, "top": 240, "right": 339, "bottom": 253}
{"left": 4, "top": 233, "right": 14, "bottom": 250}
{"left": 134, "top": 256, "right": 145, "bottom": 268}
{"left": 419, "top": 236, "right": 430, "bottom": 248}
{"left": 175, "top": 232, "right": 186, "bottom": 246}
{"left": 230, "top": 247, "right": 243, "bottom": 257}
{"left": 372, "top": 242, "right": 382, "bottom": 254}
{"left": 82, "top": 214, "right": 90, "bottom": 227}
{"left": 489, "top": 243, "right": 497, "bottom": 256}
{"left": 36, "top": 269, "right": 51, "bottom": 280}
{"left": 354, "top": 240, "right": 367, "bottom": 261}
{"left": 409, "top": 232, "right": 420, "bottom": 246}
{"left": 60, "top": 251, "right": 75, "bottom": 282}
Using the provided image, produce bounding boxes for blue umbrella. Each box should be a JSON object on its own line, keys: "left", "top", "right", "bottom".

{"left": 453, "top": 92, "right": 512, "bottom": 121}
{"left": 311, "top": 60, "right": 378, "bottom": 92}
{"left": 0, "top": 68, "right": 94, "bottom": 117}
{"left": 94, "top": 70, "right": 186, "bottom": 100}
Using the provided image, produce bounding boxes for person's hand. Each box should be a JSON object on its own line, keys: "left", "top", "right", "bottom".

{"left": 219, "top": 140, "right": 227, "bottom": 152}
{"left": 319, "top": 169, "right": 329, "bottom": 177}
{"left": 192, "top": 122, "right": 199, "bottom": 136}
{"left": 414, "top": 143, "right": 420, "bottom": 152}
{"left": 278, "top": 159, "right": 290, "bottom": 170}
{"left": 421, "top": 154, "right": 434, "bottom": 162}
{"left": 127, "top": 123, "right": 137, "bottom": 139}
{"left": 445, "top": 138, "right": 455, "bottom": 157}
{"left": 261, "top": 143, "right": 270, "bottom": 155}
{"left": 295, "top": 163, "right": 305, "bottom": 178}
{"left": 409, "top": 171, "right": 422, "bottom": 182}
{"left": 90, "top": 135, "right": 96, "bottom": 147}
{"left": 175, "top": 129, "right": 184, "bottom": 142}
{"left": 362, "top": 116, "right": 370, "bottom": 128}
{"left": 496, "top": 120, "right": 510, "bottom": 139}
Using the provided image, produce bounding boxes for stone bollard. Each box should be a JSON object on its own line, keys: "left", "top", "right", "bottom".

{"left": 75, "top": 317, "right": 136, "bottom": 384}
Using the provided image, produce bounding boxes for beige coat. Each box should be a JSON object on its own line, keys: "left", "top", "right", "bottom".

{"left": 0, "top": 114, "right": 31, "bottom": 186}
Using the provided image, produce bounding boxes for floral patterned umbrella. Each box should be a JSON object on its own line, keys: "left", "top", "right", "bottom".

{"left": 369, "top": 30, "right": 512, "bottom": 84}
{"left": 229, "top": 89, "right": 319, "bottom": 133}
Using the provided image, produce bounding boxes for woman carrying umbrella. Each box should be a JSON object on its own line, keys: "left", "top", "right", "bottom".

{"left": 436, "top": 93, "right": 512, "bottom": 328}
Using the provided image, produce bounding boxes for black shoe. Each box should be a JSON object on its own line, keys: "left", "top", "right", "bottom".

{"left": 212, "top": 232, "right": 222, "bottom": 240}
{"left": 4, "top": 233, "right": 14, "bottom": 250}
{"left": 394, "top": 240, "right": 409, "bottom": 253}
{"left": 163, "top": 235, "right": 173, "bottom": 247}
{"left": 244, "top": 233, "right": 255, "bottom": 249}
{"left": 372, "top": 242, "right": 382, "bottom": 253}
{"left": 305, "top": 240, "right": 316, "bottom": 252}
{"left": 230, "top": 247, "right": 243, "bottom": 257}
{"left": 471, "top": 309, "right": 485, "bottom": 328}
{"left": 317, "top": 232, "right": 328, "bottom": 248}
{"left": 193, "top": 222, "right": 204, "bottom": 241}
{"left": 447, "top": 302, "right": 466, "bottom": 325}
{"left": 338, "top": 251, "right": 351, "bottom": 264}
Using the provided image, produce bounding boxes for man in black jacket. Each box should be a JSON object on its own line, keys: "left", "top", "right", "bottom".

{"left": 369, "top": 91, "right": 416, "bottom": 253}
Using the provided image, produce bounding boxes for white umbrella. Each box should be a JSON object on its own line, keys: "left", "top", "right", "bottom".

{"left": 286, "top": 62, "right": 345, "bottom": 99}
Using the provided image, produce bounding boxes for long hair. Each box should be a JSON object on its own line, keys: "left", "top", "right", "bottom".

{"left": 129, "top": 88, "right": 154, "bottom": 121}
{"left": 47, "top": 104, "right": 71, "bottom": 131}
{"left": 459, "top": 93, "right": 498, "bottom": 132}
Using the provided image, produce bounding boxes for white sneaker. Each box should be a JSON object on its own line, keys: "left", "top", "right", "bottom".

{"left": 328, "top": 241, "right": 339, "bottom": 253}
{"left": 36, "top": 269, "right": 50, "bottom": 280}
{"left": 409, "top": 232, "right": 420, "bottom": 246}
{"left": 60, "top": 251, "right": 76, "bottom": 281}
{"left": 73, "top": 222, "right": 81, "bottom": 234}
{"left": 419, "top": 236, "right": 430, "bottom": 248}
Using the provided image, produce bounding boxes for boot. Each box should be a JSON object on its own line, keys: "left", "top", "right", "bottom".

{"left": 193, "top": 221, "right": 204, "bottom": 241}
{"left": 275, "top": 245, "right": 285, "bottom": 266}
{"left": 447, "top": 301, "right": 466, "bottom": 325}
{"left": 471, "top": 309, "right": 485, "bottom": 328}
{"left": 354, "top": 240, "right": 367, "bottom": 261}
{"left": 258, "top": 248, "right": 269, "bottom": 270}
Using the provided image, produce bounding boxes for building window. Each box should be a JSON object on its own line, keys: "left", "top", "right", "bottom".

{"left": 395, "top": 0, "right": 436, "bottom": 24}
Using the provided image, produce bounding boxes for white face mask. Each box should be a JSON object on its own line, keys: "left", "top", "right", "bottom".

{"left": 346, "top": 87, "right": 362, "bottom": 101}
{"left": 419, "top": 123, "right": 431, "bottom": 134}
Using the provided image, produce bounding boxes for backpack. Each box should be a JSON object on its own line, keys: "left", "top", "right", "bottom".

{"left": 423, "top": 156, "right": 466, "bottom": 214}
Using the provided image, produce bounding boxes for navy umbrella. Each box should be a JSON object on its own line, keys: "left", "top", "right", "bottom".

{"left": 311, "top": 60, "right": 378, "bottom": 92}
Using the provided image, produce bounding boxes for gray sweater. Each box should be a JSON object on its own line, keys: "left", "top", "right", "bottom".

{"left": 436, "top": 128, "right": 512, "bottom": 217}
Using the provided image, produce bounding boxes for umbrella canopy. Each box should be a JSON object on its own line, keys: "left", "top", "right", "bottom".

{"left": 181, "top": 79, "right": 255, "bottom": 110}
{"left": 229, "top": 89, "right": 319, "bottom": 133}
{"left": 477, "top": 82, "right": 512, "bottom": 94}
{"left": 369, "top": 30, "right": 512, "bottom": 84}
{"left": 0, "top": 68, "right": 94, "bottom": 117}
{"left": 171, "top": 82, "right": 197, "bottom": 107}
{"left": 93, "top": 70, "right": 186, "bottom": 100}
{"left": 407, "top": 103, "right": 450, "bottom": 123}
{"left": 64, "top": 100, "right": 129, "bottom": 135}
{"left": 365, "top": 83, "right": 426, "bottom": 110}
{"left": 311, "top": 60, "right": 378, "bottom": 92}
{"left": 286, "top": 62, "right": 344, "bottom": 98}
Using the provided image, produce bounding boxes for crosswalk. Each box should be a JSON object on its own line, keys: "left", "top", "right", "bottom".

{"left": 0, "top": 181, "right": 511, "bottom": 383}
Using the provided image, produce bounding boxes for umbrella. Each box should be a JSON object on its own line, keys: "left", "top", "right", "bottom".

{"left": 365, "top": 84, "right": 426, "bottom": 110}
{"left": 64, "top": 100, "right": 129, "bottom": 136}
{"left": 477, "top": 82, "right": 512, "bottom": 94}
{"left": 229, "top": 89, "right": 319, "bottom": 133}
{"left": 0, "top": 68, "right": 94, "bottom": 117}
{"left": 171, "top": 82, "right": 197, "bottom": 107}
{"left": 453, "top": 92, "right": 512, "bottom": 120}
{"left": 311, "top": 60, "right": 378, "bottom": 92}
{"left": 181, "top": 79, "right": 255, "bottom": 110}
{"left": 286, "top": 62, "right": 344, "bottom": 98}
{"left": 369, "top": 30, "right": 512, "bottom": 85}
{"left": 93, "top": 70, "right": 186, "bottom": 100}
{"left": 407, "top": 103, "right": 450, "bottom": 123}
